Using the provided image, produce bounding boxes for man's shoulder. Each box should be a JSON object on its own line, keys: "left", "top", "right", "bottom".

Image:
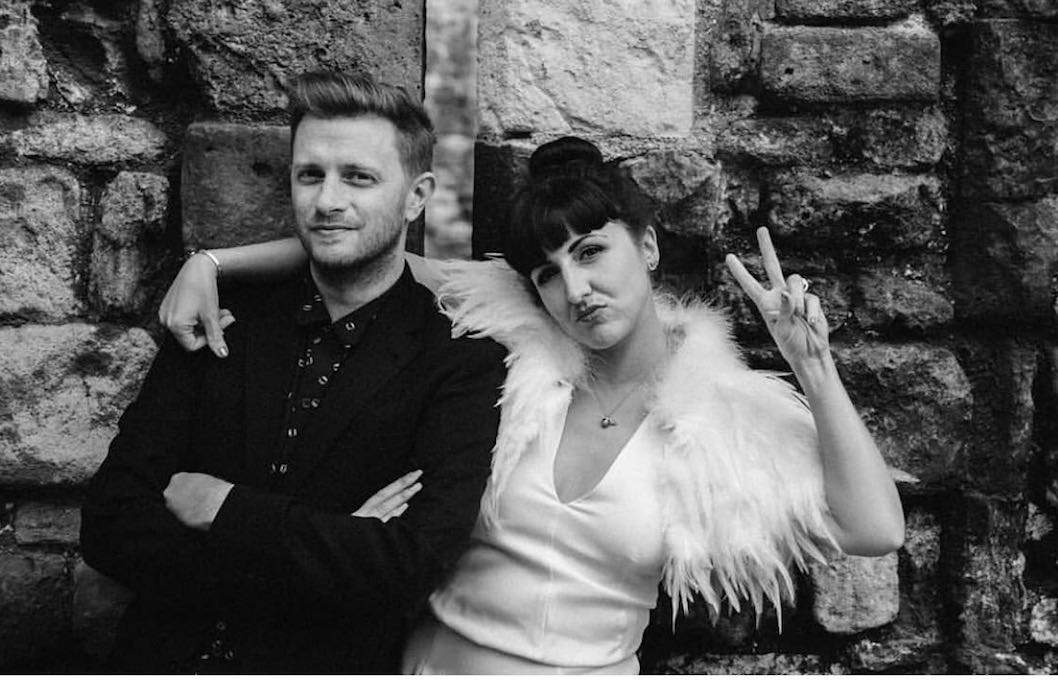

{"left": 220, "top": 276, "right": 301, "bottom": 323}
{"left": 407, "top": 279, "right": 507, "bottom": 367}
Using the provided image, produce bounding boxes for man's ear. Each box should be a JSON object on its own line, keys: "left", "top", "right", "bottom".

{"left": 404, "top": 171, "right": 436, "bottom": 223}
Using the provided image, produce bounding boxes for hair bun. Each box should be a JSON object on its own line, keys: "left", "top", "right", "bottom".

{"left": 528, "top": 136, "right": 604, "bottom": 181}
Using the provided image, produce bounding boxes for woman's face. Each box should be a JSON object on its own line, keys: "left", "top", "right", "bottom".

{"left": 530, "top": 221, "right": 659, "bottom": 351}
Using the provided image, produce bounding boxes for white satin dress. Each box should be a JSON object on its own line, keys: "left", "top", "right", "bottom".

{"left": 403, "top": 402, "right": 666, "bottom": 674}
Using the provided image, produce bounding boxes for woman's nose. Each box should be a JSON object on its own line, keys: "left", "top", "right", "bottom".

{"left": 562, "top": 267, "right": 591, "bottom": 304}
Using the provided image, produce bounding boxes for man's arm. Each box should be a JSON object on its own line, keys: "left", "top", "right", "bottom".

{"left": 203, "top": 338, "right": 506, "bottom": 616}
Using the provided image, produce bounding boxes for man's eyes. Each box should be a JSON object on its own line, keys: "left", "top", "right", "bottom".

{"left": 293, "top": 169, "right": 376, "bottom": 185}
{"left": 342, "top": 171, "right": 376, "bottom": 185}
{"left": 295, "top": 169, "right": 323, "bottom": 183}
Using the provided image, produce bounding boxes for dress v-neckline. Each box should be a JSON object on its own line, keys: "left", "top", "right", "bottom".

{"left": 548, "top": 400, "right": 650, "bottom": 506}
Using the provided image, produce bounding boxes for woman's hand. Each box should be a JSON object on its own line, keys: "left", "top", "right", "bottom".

{"left": 725, "top": 227, "right": 829, "bottom": 370}
{"left": 351, "top": 470, "right": 423, "bottom": 523}
{"left": 159, "top": 252, "right": 235, "bottom": 357}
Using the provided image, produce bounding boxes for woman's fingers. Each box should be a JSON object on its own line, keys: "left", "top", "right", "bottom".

{"left": 785, "top": 274, "right": 807, "bottom": 318}
{"left": 805, "top": 293, "right": 824, "bottom": 328}
{"left": 352, "top": 469, "right": 423, "bottom": 520}
{"left": 380, "top": 503, "right": 409, "bottom": 523}
{"left": 724, "top": 253, "right": 765, "bottom": 303}
{"left": 756, "top": 227, "right": 786, "bottom": 289}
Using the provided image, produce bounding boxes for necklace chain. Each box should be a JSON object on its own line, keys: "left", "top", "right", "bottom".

{"left": 587, "top": 381, "right": 642, "bottom": 429}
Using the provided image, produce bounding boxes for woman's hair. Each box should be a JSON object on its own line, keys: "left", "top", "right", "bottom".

{"left": 504, "top": 137, "right": 653, "bottom": 277}
{"left": 286, "top": 70, "right": 435, "bottom": 176}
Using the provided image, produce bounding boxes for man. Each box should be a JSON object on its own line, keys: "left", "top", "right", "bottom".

{"left": 80, "top": 71, "right": 506, "bottom": 673}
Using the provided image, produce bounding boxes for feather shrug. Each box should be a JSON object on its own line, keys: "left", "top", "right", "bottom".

{"left": 435, "top": 258, "right": 837, "bottom": 625}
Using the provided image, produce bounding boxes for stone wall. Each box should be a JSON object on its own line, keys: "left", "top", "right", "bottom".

{"left": 0, "top": 0, "right": 1055, "bottom": 674}
{"left": 473, "top": 0, "right": 1058, "bottom": 674}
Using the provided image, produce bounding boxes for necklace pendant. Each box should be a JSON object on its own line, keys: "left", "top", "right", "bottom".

{"left": 600, "top": 416, "right": 617, "bottom": 428}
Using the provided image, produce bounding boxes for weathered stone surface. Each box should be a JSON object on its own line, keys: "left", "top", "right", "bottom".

{"left": 761, "top": 20, "right": 940, "bottom": 104}
{"left": 961, "top": 21, "right": 1058, "bottom": 200}
{"left": 1031, "top": 597, "right": 1058, "bottom": 646}
{"left": 72, "top": 560, "right": 133, "bottom": 660}
{"left": 0, "top": 550, "right": 71, "bottom": 667}
{"left": 0, "top": 165, "right": 82, "bottom": 322}
{"left": 478, "top": 0, "right": 696, "bottom": 137}
{"left": 925, "top": 0, "right": 978, "bottom": 25}
{"left": 0, "top": 324, "right": 156, "bottom": 486}
{"left": 4, "top": 112, "right": 168, "bottom": 164}
{"left": 776, "top": 0, "right": 918, "bottom": 21}
{"left": 0, "top": 0, "right": 48, "bottom": 104}
{"left": 13, "top": 502, "right": 81, "bottom": 545}
{"left": 766, "top": 172, "right": 944, "bottom": 251}
{"left": 832, "top": 343, "right": 972, "bottom": 485}
{"left": 810, "top": 552, "right": 900, "bottom": 634}
{"left": 954, "top": 496, "right": 1028, "bottom": 671}
{"left": 622, "top": 148, "right": 723, "bottom": 237}
{"left": 951, "top": 197, "right": 1058, "bottom": 324}
{"left": 167, "top": 0, "right": 424, "bottom": 115}
{"left": 979, "top": 0, "right": 1058, "bottom": 17}
{"left": 90, "top": 172, "right": 169, "bottom": 315}
{"left": 182, "top": 122, "right": 291, "bottom": 249}
{"left": 708, "top": 0, "right": 773, "bottom": 94}
{"left": 720, "top": 117, "right": 833, "bottom": 166}
{"left": 135, "top": 0, "right": 167, "bottom": 81}
{"left": 652, "top": 652, "right": 845, "bottom": 674}
{"left": 854, "top": 260, "right": 953, "bottom": 332}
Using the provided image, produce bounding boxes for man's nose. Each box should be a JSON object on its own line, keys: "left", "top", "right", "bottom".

{"left": 315, "top": 176, "right": 347, "bottom": 214}
{"left": 562, "top": 266, "right": 591, "bottom": 304}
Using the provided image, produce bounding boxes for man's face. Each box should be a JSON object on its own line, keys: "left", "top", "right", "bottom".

{"left": 290, "top": 115, "right": 413, "bottom": 274}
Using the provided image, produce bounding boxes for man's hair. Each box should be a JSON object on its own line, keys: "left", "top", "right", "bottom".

{"left": 286, "top": 71, "right": 435, "bottom": 176}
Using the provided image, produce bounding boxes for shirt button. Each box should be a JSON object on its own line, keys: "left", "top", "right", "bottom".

{"left": 331, "top": 362, "right": 341, "bottom": 372}
{"left": 344, "top": 321, "right": 356, "bottom": 331}
{"left": 301, "top": 304, "right": 313, "bottom": 312}
{"left": 343, "top": 344, "right": 352, "bottom": 351}
{"left": 318, "top": 375, "right": 328, "bottom": 386}
{"left": 279, "top": 463, "right": 288, "bottom": 474}
{"left": 287, "top": 427, "right": 298, "bottom": 438}
{"left": 312, "top": 336, "right": 322, "bottom": 345}
{"left": 301, "top": 398, "right": 313, "bottom": 409}
{"left": 297, "top": 358, "right": 305, "bottom": 367}
{"left": 224, "top": 649, "right": 236, "bottom": 662}
{"left": 310, "top": 398, "right": 320, "bottom": 409}
{"left": 215, "top": 620, "right": 227, "bottom": 632}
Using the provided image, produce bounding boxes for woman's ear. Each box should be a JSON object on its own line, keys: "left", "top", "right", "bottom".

{"left": 641, "top": 226, "right": 660, "bottom": 270}
{"left": 403, "top": 171, "right": 436, "bottom": 223}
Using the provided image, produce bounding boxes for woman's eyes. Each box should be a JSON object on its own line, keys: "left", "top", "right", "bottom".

{"left": 576, "top": 244, "right": 604, "bottom": 261}
{"left": 534, "top": 267, "right": 557, "bottom": 286}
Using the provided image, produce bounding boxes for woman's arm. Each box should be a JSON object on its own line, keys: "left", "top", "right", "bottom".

{"left": 726, "top": 228, "right": 905, "bottom": 557}
{"left": 160, "top": 237, "right": 307, "bottom": 356}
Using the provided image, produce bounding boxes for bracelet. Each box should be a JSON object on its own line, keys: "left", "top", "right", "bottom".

{"left": 188, "top": 248, "right": 222, "bottom": 278}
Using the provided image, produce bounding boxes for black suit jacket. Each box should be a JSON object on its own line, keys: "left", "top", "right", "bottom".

{"left": 80, "top": 269, "right": 506, "bottom": 673}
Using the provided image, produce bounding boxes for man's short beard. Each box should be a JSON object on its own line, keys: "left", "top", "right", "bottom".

{"left": 300, "top": 215, "right": 407, "bottom": 284}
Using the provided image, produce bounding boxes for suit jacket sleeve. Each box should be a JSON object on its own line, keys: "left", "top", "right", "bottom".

{"left": 207, "top": 337, "right": 506, "bottom": 617}
{"left": 79, "top": 337, "right": 228, "bottom": 613}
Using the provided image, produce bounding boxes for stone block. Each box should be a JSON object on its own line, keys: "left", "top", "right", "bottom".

{"left": 0, "top": 165, "right": 82, "bottom": 322}
{"left": 135, "top": 0, "right": 166, "bottom": 81}
{"left": 181, "top": 122, "right": 291, "bottom": 249}
{"left": 0, "top": 324, "right": 156, "bottom": 486}
{"left": 775, "top": 0, "right": 917, "bottom": 21}
{"left": 766, "top": 172, "right": 944, "bottom": 251}
{"left": 622, "top": 148, "right": 723, "bottom": 238}
{"left": 810, "top": 552, "right": 899, "bottom": 634}
{"left": 167, "top": 0, "right": 424, "bottom": 116}
{"left": 854, "top": 259, "right": 953, "bottom": 332}
{"left": 708, "top": 0, "right": 773, "bottom": 94}
{"left": 719, "top": 117, "right": 833, "bottom": 167}
{"left": 72, "top": 560, "right": 133, "bottom": 660}
{"left": 951, "top": 197, "right": 1058, "bottom": 324}
{"left": 954, "top": 495, "right": 1027, "bottom": 669}
{"left": 0, "top": 0, "right": 47, "bottom": 104}
{"left": 961, "top": 21, "right": 1058, "bottom": 200}
{"left": 832, "top": 343, "right": 972, "bottom": 485}
{"left": 478, "top": 0, "right": 695, "bottom": 137}
{"left": 651, "top": 652, "right": 845, "bottom": 674}
{"left": 13, "top": 502, "right": 81, "bottom": 545}
{"left": 4, "top": 112, "right": 168, "bottom": 164}
{"left": 1032, "top": 597, "right": 1058, "bottom": 647}
{"left": 979, "top": 0, "right": 1058, "bottom": 17}
{"left": 761, "top": 21, "right": 940, "bottom": 104}
{"left": 0, "top": 550, "right": 71, "bottom": 668}
{"left": 90, "top": 172, "right": 170, "bottom": 315}
{"left": 828, "top": 107, "right": 948, "bottom": 169}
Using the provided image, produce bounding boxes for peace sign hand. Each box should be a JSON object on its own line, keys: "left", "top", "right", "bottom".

{"left": 725, "top": 227, "right": 830, "bottom": 368}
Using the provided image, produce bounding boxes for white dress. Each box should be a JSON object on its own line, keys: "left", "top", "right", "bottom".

{"left": 403, "top": 395, "right": 666, "bottom": 674}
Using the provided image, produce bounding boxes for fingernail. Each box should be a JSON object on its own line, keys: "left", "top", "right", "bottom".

{"left": 217, "top": 345, "right": 228, "bottom": 358}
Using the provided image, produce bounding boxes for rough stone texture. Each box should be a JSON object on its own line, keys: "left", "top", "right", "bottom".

{"left": 622, "top": 148, "right": 725, "bottom": 238}
{"left": 13, "top": 502, "right": 81, "bottom": 545}
{"left": 0, "top": 550, "right": 71, "bottom": 668}
{"left": 954, "top": 495, "right": 1028, "bottom": 672}
{"left": 776, "top": 0, "right": 918, "bottom": 21}
{"left": 854, "top": 259, "right": 954, "bottom": 332}
{"left": 708, "top": 0, "right": 773, "bottom": 94}
{"left": 652, "top": 652, "right": 845, "bottom": 674}
{"left": 166, "top": 0, "right": 424, "bottom": 115}
{"left": 1031, "top": 597, "right": 1058, "bottom": 646}
{"left": 0, "top": 324, "right": 156, "bottom": 486}
{"left": 979, "top": 0, "right": 1058, "bottom": 18}
{"left": 4, "top": 112, "right": 168, "bottom": 165}
{"left": 832, "top": 343, "right": 972, "bottom": 485}
{"left": 766, "top": 172, "right": 944, "bottom": 252}
{"left": 952, "top": 197, "right": 1058, "bottom": 324}
{"left": 0, "top": 0, "right": 48, "bottom": 104}
{"left": 761, "top": 20, "right": 940, "bottom": 104}
{"left": 90, "top": 172, "right": 170, "bottom": 315}
{"left": 961, "top": 21, "right": 1058, "bottom": 200}
{"left": 0, "top": 165, "right": 82, "bottom": 322}
{"left": 478, "top": 0, "right": 696, "bottom": 137}
{"left": 135, "top": 0, "right": 167, "bottom": 81}
{"left": 71, "top": 560, "right": 133, "bottom": 660}
{"left": 810, "top": 552, "right": 899, "bottom": 634}
{"left": 181, "top": 122, "right": 291, "bottom": 249}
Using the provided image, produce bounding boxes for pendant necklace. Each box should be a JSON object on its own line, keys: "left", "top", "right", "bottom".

{"left": 587, "top": 381, "right": 643, "bottom": 429}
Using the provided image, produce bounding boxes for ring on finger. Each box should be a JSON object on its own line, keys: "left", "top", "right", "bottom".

{"left": 800, "top": 278, "right": 810, "bottom": 293}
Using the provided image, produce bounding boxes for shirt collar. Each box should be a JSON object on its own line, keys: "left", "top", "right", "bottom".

{"left": 294, "top": 265, "right": 416, "bottom": 345}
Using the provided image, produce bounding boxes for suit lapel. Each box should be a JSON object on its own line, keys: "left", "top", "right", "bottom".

{"left": 289, "top": 272, "right": 429, "bottom": 486}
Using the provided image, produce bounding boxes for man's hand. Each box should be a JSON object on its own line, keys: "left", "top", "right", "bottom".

{"left": 159, "top": 252, "right": 235, "bottom": 358}
{"left": 164, "top": 472, "right": 234, "bottom": 531}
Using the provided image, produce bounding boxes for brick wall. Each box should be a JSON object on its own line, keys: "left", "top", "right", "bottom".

{"left": 0, "top": 0, "right": 1055, "bottom": 673}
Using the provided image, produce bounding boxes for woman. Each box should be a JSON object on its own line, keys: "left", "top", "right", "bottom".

{"left": 161, "top": 137, "right": 904, "bottom": 673}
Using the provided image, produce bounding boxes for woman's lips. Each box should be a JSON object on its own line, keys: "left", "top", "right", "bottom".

{"left": 576, "top": 304, "right": 604, "bottom": 322}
